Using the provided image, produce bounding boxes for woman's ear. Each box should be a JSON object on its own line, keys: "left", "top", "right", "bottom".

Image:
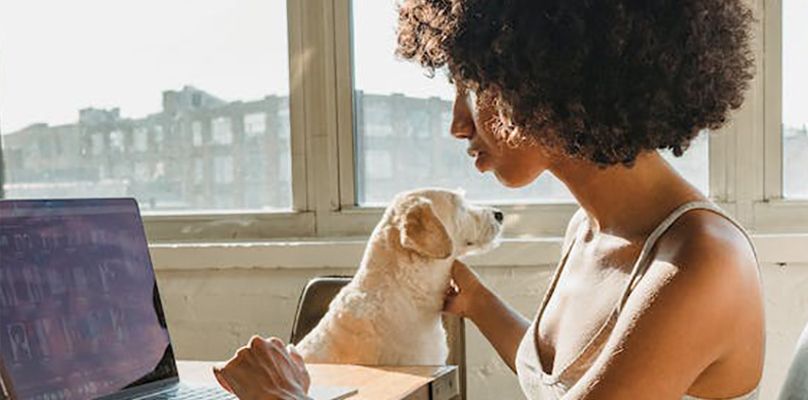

{"left": 398, "top": 197, "right": 453, "bottom": 259}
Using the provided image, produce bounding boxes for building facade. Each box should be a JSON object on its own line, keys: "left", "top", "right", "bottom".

{"left": 2, "top": 86, "right": 291, "bottom": 211}
{"left": 2, "top": 87, "right": 806, "bottom": 211}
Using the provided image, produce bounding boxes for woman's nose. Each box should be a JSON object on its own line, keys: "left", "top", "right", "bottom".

{"left": 450, "top": 98, "right": 475, "bottom": 139}
{"left": 451, "top": 118, "right": 474, "bottom": 140}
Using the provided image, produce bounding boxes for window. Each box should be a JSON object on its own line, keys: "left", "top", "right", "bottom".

{"left": 90, "top": 134, "right": 104, "bottom": 156}
{"left": 194, "top": 158, "right": 205, "bottom": 185}
{"left": 153, "top": 126, "right": 165, "bottom": 152}
{"left": 109, "top": 130, "right": 125, "bottom": 152}
{"left": 133, "top": 127, "right": 148, "bottom": 152}
{"left": 0, "top": 1, "right": 803, "bottom": 241}
{"left": 0, "top": 0, "right": 291, "bottom": 211}
{"left": 351, "top": 0, "right": 708, "bottom": 206}
{"left": 212, "top": 117, "right": 233, "bottom": 145}
{"left": 213, "top": 155, "right": 234, "bottom": 184}
{"left": 244, "top": 113, "right": 266, "bottom": 137}
{"left": 783, "top": 0, "right": 808, "bottom": 198}
{"left": 192, "top": 121, "right": 204, "bottom": 147}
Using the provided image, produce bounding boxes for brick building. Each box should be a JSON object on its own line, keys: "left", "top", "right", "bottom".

{"left": 2, "top": 86, "right": 291, "bottom": 210}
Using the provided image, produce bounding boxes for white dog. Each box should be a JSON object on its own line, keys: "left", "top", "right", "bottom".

{"left": 297, "top": 188, "right": 503, "bottom": 365}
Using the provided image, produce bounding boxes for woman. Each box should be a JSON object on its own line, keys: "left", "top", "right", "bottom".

{"left": 214, "top": 0, "right": 764, "bottom": 399}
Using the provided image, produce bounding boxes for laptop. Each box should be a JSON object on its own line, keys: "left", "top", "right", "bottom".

{"left": 0, "top": 198, "right": 356, "bottom": 400}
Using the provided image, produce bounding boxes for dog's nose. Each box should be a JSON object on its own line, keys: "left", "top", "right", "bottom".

{"left": 494, "top": 210, "right": 504, "bottom": 223}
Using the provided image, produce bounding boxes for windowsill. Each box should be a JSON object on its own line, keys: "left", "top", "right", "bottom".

{"left": 150, "top": 233, "right": 808, "bottom": 271}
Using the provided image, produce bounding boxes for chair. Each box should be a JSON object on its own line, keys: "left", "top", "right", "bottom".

{"left": 290, "top": 276, "right": 467, "bottom": 400}
{"left": 779, "top": 320, "right": 808, "bottom": 400}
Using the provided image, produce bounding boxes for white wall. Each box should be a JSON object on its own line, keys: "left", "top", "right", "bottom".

{"left": 152, "top": 238, "right": 808, "bottom": 400}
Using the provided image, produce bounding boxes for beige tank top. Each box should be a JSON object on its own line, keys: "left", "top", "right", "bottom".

{"left": 515, "top": 200, "right": 760, "bottom": 399}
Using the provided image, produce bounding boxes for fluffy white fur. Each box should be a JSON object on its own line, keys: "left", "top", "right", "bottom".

{"left": 297, "top": 188, "right": 502, "bottom": 365}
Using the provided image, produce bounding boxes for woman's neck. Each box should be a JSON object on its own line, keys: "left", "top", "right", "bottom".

{"left": 548, "top": 151, "right": 704, "bottom": 239}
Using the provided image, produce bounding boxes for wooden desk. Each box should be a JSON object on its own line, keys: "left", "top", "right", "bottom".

{"left": 178, "top": 361, "right": 460, "bottom": 400}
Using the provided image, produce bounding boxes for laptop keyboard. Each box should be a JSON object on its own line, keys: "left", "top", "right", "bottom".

{"left": 145, "top": 385, "right": 237, "bottom": 400}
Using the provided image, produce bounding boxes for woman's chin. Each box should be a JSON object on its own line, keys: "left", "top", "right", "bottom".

{"left": 493, "top": 168, "right": 543, "bottom": 188}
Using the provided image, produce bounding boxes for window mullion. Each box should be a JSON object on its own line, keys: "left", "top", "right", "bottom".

{"left": 728, "top": 0, "right": 767, "bottom": 230}
{"left": 335, "top": 0, "right": 358, "bottom": 210}
{"left": 297, "top": 0, "right": 343, "bottom": 236}
{"left": 763, "top": 0, "right": 784, "bottom": 201}
{"left": 287, "top": 0, "right": 310, "bottom": 213}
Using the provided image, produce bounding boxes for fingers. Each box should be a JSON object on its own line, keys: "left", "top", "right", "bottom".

{"left": 286, "top": 344, "right": 311, "bottom": 392}
{"left": 215, "top": 359, "right": 253, "bottom": 397}
{"left": 212, "top": 366, "right": 233, "bottom": 393}
{"left": 250, "top": 336, "right": 287, "bottom": 388}
{"left": 287, "top": 343, "right": 306, "bottom": 370}
{"left": 216, "top": 336, "right": 311, "bottom": 399}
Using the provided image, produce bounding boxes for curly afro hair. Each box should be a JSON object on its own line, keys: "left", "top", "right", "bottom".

{"left": 396, "top": 0, "right": 755, "bottom": 166}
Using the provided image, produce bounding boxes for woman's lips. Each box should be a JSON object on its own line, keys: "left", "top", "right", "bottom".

{"left": 474, "top": 151, "right": 493, "bottom": 172}
{"left": 468, "top": 145, "right": 493, "bottom": 172}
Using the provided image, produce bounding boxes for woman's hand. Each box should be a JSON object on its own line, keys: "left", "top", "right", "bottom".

{"left": 213, "top": 336, "right": 312, "bottom": 400}
{"left": 443, "top": 260, "right": 487, "bottom": 320}
{"left": 444, "top": 260, "right": 530, "bottom": 372}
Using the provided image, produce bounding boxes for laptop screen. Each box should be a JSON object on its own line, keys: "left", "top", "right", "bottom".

{"left": 0, "top": 198, "right": 177, "bottom": 400}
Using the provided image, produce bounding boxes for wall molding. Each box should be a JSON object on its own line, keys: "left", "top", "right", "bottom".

{"left": 151, "top": 234, "right": 808, "bottom": 271}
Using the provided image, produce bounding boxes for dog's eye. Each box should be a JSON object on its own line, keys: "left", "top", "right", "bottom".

{"left": 465, "top": 241, "right": 474, "bottom": 246}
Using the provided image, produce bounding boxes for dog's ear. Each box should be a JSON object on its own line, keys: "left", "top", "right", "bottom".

{"left": 398, "top": 197, "right": 453, "bottom": 259}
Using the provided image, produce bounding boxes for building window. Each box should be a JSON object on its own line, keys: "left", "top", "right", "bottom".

{"left": 213, "top": 155, "right": 234, "bottom": 184}
{"left": 244, "top": 113, "right": 266, "bottom": 137}
{"left": 91, "top": 133, "right": 104, "bottom": 156}
{"left": 0, "top": 1, "right": 291, "bottom": 211}
{"left": 192, "top": 121, "right": 204, "bottom": 147}
{"left": 134, "top": 127, "right": 149, "bottom": 152}
{"left": 783, "top": 0, "right": 808, "bottom": 198}
{"left": 194, "top": 158, "right": 205, "bottom": 184}
{"left": 153, "top": 126, "right": 165, "bottom": 152}
{"left": 212, "top": 117, "right": 233, "bottom": 145}
{"left": 109, "top": 130, "right": 125, "bottom": 152}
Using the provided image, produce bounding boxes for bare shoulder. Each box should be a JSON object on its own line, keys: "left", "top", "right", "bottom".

{"left": 657, "top": 208, "right": 759, "bottom": 292}
{"left": 570, "top": 209, "right": 764, "bottom": 398}
{"left": 649, "top": 208, "right": 764, "bottom": 372}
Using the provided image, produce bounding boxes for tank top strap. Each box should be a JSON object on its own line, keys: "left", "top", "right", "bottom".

{"left": 616, "top": 200, "right": 757, "bottom": 314}
{"left": 534, "top": 219, "right": 583, "bottom": 319}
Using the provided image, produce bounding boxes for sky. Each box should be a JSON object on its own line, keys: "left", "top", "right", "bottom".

{"left": 783, "top": 0, "right": 808, "bottom": 129}
{"left": 0, "top": 0, "right": 805, "bottom": 134}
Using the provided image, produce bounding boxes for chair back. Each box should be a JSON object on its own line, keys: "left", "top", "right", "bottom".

{"left": 290, "top": 275, "right": 467, "bottom": 399}
{"left": 779, "top": 321, "right": 808, "bottom": 400}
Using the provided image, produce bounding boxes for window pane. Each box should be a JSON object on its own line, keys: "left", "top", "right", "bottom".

{"left": 0, "top": 0, "right": 291, "bottom": 211}
{"left": 352, "top": 1, "right": 708, "bottom": 206}
{"left": 783, "top": 0, "right": 808, "bottom": 198}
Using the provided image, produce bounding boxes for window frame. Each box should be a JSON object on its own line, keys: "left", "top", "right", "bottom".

{"left": 3, "top": 0, "right": 807, "bottom": 242}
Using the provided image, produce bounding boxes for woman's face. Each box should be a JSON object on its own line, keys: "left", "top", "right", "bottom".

{"left": 450, "top": 86, "right": 551, "bottom": 188}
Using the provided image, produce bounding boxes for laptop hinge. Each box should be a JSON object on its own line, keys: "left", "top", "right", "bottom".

{"left": 96, "top": 378, "right": 180, "bottom": 400}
